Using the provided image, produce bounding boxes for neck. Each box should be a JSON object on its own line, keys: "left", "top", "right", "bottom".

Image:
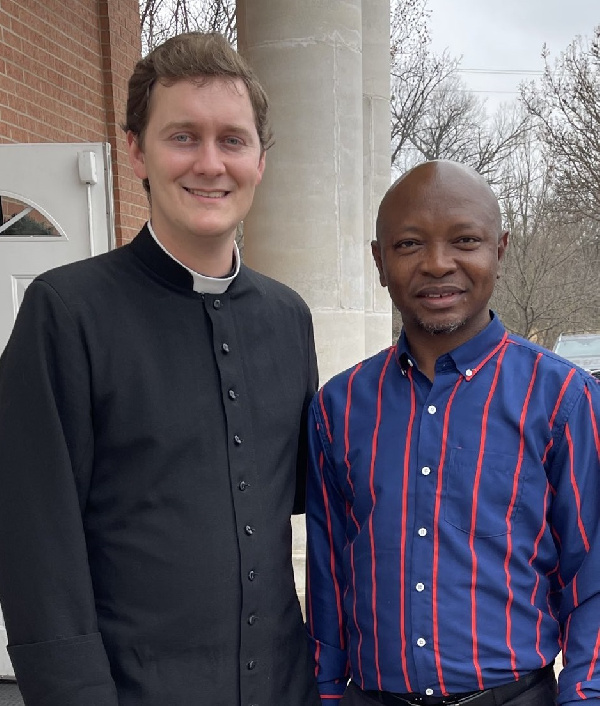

{"left": 405, "top": 328, "right": 473, "bottom": 382}
{"left": 406, "top": 335, "right": 449, "bottom": 382}
{"left": 404, "top": 311, "right": 493, "bottom": 380}
{"left": 151, "top": 225, "right": 236, "bottom": 278}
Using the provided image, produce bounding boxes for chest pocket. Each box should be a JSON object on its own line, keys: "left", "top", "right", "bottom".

{"left": 444, "top": 448, "right": 525, "bottom": 537}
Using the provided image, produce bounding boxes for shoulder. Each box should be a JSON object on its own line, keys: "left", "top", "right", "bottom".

{"left": 315, "top": 345, "right": 398, "bottom": 411}
{"left": 506, "top": 332, "right": 591, "bottom": 382}
{"left": 36, "top": 246, "right": 131, "bottom": 296}
{"left": 505, "top": 332, "right": 599, "bottom": 416}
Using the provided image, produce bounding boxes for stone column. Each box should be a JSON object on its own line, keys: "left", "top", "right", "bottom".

{"left": 362, "top": 0, "right": 393, "bottom": 355}
{"left": 237, "top": 0, "right": 365, "bottom": 385}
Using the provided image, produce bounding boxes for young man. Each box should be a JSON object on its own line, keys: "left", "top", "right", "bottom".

{"left": 0, "top": 33, "right": 320, "bottom": 706}
{"left": 306, "top": 160, "right": 600, "bottom": 705}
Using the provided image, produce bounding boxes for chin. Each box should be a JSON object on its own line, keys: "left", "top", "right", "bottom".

{"left": 417, "top": 317, "right": 467, "bottom": 336}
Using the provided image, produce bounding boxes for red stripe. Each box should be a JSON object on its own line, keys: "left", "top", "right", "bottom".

{"left": 314, "top": 638, "right": 321, "bottom": 678}
{"left": 587, "top": 629, "right": 600, "bottom": 681}
{"left": 470, "top": 331, "right": 509, "bottom": 376}
{"left": 541, "top": 438, "right": 554, "bottom": 466}
{"left": 576, "top": 683, "right": 587, "bottom": 699}
{"left": 432, "top": 377, "right": 464, "bottom": 696}
{"left": 470, "top": 344, "right": 508, "bottom": 690}
{"left": 565, "top": 424, "right": 590, "bottom": 552}
{"left": 320, "top": 450, "right": 345, "bottom": 648}
{"left": 350, "top": 541, "right": 364, "bottom": 687}
{"left": 546, "top": 558, "right": 565, "bottom": 590}
{"left": 534, "top": 609, "right": 545, "bottom": 666}
{"left": 584, "top": 386, "right": 600, "bottom": 461}
{"left": 319, "top": 387, "right": 333, "bottom": 443}
{"left": 398, "top": 368, "right": 416, "bottom": 692}
{"left": 368, "top": 348, "right": 394, "bottom": 689}
{"left": 504, "top": 352, "right": 540, "bottom": 678}
{"left": 529, "top": 483, "right": 550, "bottom": 665}
{"left": 529, "top": 483, "right": 549, "bottom": 569}
{"left": 343, "top": 364, "right": 363, "bottom": 682}
{"left": 551, "top": 525, "right": 562, "bottom": 552}
{"left": 546, "top": 585, "right": 559, "bottom": 626}
{"left": 573, "top": 574, "right": 579, "bottom": 608}
{"left": 549, "top": 368, "right": 576, "bottom": 430}
{"left": 344, "top": 364, "right": 362, "bottom": 532}
{"left": 563, "top": 613, "right": 572, "bottom": 667}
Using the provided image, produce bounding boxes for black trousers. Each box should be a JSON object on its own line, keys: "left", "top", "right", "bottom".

{"left": 340, "top": 671, "right": 557, "bottom": 706}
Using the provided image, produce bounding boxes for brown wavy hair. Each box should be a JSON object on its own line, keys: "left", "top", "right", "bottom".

{"left": 124, "top": 32, "right": 273, "bottom": 191}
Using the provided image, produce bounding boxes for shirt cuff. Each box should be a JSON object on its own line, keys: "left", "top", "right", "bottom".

{"left": 9, "top": 632, "right": 118, "bottom": 706}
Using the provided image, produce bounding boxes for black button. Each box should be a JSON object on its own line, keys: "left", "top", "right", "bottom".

{"left": 247, "top": 660, "right": 256, "bottom": 670}
{"left": 239, "top": 481, "right": 248, "bottom": 491}
{"left": 213, "top": 299, "right": 222, "bottom": 309}
{"left": 228, "top": 389, "right": 237, "bottom": 400}
{"left": 248, "top": 614, "right": 257, "bottom": 625}
{"left": 222, "top": 343, "right": 230, "bottom": 353}
{"left": 248, "top": 570, "right": 255, "bottom": 581}
{"left": 234, "top": 435, "right": 242, "bottom": 445}
{"left": 245, "top": 525, "right": 254, "bottom": 536}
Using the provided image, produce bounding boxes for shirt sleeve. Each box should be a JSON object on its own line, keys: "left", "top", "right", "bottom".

{"left": 550, "top": 378, "right": 600, "bottom": 705}
{"left": 0, "top": 280, "right": 118, "bottom": 705}
{"left": 305, "top": 390, "right": 349, "bottom": 701}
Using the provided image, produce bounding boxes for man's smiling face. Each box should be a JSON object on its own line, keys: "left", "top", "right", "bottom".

{"left": 127, "top": 76, "right": 265, "bottom": 257}
{"left": 372, "top": 161, "right": 508, "bottom": 352}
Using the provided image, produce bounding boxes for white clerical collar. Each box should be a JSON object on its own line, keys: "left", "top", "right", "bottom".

{"left": 148, "top": 221, "right": 240, "bottom": 294}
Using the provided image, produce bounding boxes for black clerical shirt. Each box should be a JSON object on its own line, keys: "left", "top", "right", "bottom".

{"left": 0, "top": 225, "right": 320, "bottom": 706}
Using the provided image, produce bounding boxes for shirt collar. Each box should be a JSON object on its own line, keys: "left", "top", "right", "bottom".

{"left": 396, "top": 312, "right": 508, "bottom": 380}
{"left": 148, "top": 221, "right": 240, "bottom": 295}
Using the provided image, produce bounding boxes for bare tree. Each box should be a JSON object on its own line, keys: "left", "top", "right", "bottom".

{"left": 521, "top": 27, "right": 600, "bottom": 223}
{"left": 492, "top": 125, "right": 600, "bottom": 347}
{"left": 396, "top": 75, "right": 531, "bottom": 184}
{"left": 389, "top": 0, "right": 458, "bottom": 169}
{"left": 140, "top": 0, "right": 236, "bottom": 52}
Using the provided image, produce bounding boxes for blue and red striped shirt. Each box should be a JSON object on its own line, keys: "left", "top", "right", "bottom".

{"left": 305, "top": 314, "right": 600, "bottom": 705}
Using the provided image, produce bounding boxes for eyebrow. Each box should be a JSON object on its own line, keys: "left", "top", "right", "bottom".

{"left": 159, "top": 121, "right": 256, "bottom": 140}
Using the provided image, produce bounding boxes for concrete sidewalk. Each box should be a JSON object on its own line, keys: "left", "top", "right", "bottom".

{"left": 0, "top": 682, "right": 23, "bottom": 706}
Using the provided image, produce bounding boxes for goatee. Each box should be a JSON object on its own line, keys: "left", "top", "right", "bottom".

{"left": 417, "top": 318, "right": 467, "bottom": 336}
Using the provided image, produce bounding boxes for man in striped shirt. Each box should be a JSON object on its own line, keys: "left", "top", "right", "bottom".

{"left": 305, "top": 160, "right": 600, "bottom": 706}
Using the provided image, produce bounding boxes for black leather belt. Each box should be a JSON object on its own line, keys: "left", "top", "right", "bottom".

{"left": 363, "top": 664, "right": 555, "bottom": 706}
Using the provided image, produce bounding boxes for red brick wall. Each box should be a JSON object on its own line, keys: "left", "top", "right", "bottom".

{"left": 0, "top": 0, "right": 148, "bottom": 244}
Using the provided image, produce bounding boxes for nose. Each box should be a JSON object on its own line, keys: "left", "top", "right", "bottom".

{"left": 192, "top": 141, "right": 226, "bottom": 177}
{"left": 419, "top": 242, "right": 457, "bottom": 277}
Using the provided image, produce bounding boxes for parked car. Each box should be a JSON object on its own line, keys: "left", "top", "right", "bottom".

{"left": 553, "top": 333, "right": 600, "bottom": 379}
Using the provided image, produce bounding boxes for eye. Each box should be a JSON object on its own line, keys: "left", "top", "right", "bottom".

{"left": 394, "top": 239, "right": 420, "bottom": 250}
{"left": 455, "top": 236, "right": 480, "bottom": 248}
{"left": 223, "top": 136, "right": 244, "bottom": 147}
{"left": 173, "top": 134, "right": 192, "bottom": 143}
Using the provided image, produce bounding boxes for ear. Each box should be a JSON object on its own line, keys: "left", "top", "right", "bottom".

{"left": 255, "top": 150, "right": 266, "bottom": 185}
{"left": 371, "top": 240, "right": 387, "bottom": 287}
{"left": 126, "top": 131, "right": 148, "bottom": 181}
{"left": 498, "top": 231, "right": 509, "bottom": 262}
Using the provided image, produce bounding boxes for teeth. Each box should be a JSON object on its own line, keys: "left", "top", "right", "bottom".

{"left": 186, "top": 189, "right": 227, "bottom": 198}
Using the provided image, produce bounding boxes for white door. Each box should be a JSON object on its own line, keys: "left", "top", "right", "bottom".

{"left": 0, "top": 142, "right": 114, "bottom": 677}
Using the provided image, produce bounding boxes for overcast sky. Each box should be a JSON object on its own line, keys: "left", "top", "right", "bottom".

{"left": 426, "top": 0, "right": 599, "bottom": 112}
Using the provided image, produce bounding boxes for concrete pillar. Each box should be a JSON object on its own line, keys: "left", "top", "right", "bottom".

{"left": 362, "top": 0, "right": 393, "bottom": 355}
{"left": 237, "top": 0, "right": 365, "bottom": 384}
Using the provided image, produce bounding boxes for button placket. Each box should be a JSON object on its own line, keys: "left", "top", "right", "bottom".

{"left": 209, "top": 294, "right": 263, "bottom": 701}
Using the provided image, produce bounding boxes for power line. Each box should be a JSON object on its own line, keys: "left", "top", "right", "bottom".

{"left": 457, "top": 68, "right": 543, "bottom": 76}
